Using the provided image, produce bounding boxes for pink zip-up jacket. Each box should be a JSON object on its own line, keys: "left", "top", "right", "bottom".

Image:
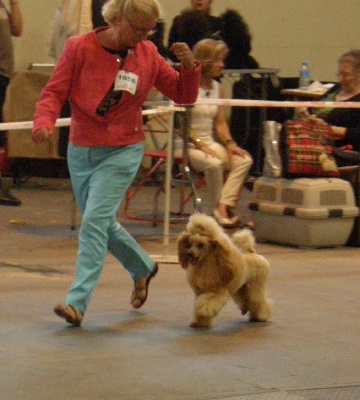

{"left": 32, "top": 27, "right": 201, "bottom": 147}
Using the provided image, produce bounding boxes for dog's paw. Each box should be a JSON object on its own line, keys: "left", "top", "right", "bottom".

{"left": 190, "top": 317, "right": 212, "bottom": 328}
{"left": 195, "top": 299, "right": 220, "bottom": 320}
{"left": 195, "top": 292, "right": 228, "bottom": 319}
{"left": 195, "top": 302, "right": 218, "bottom": 319}
{"left": 249, "top": 299, "right": 274, "bottom": 322}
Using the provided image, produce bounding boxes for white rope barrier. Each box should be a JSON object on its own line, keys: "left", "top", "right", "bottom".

{"left": 143, "top": 98, "right": 360, "bottom": 109}
{"left": 194, "top": 98, "right": 360, "bottom": 109}
{"left": 0, "top": 117, "right": 70, "bottom": 131}
{"left": 1, "top": 98, "right": 359, "bottom": 131}
{"left": 0, "top": 107, "right": 183, "bottom": 131}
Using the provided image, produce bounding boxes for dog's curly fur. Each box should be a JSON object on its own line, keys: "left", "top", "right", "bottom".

{"left": 177, "top": 213, "right": 273, "bottom": 328}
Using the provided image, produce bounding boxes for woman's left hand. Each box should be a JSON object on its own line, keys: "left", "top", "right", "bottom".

{"left": 331, "top": 125, "right": 346, "bottom": 140}
{"left": 32, "top": 127, "right": 54, "bottom": 143}
{"left": 170, "top": 42, "right": 196, "bottom": 69}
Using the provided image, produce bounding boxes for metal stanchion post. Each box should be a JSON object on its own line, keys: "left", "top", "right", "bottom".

{"left": 181, "top": 106, "right": 202, "bottom": 212}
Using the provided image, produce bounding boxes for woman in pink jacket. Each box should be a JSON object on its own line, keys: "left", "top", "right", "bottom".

{"left": 32, "top": 0, "right": 200, "bottom": 327}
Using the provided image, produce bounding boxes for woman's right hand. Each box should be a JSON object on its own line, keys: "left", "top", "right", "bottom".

{"left": 200, "top": 145, "right": 219, "bottom": 158}
{"left": 170, "top": 42, "right": 196, "bottom": 70}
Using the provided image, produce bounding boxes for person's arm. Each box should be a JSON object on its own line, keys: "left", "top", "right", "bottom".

{"left": 154, "top": 42, "right": 200, "bottom": 105}
{"left": 32, "top": 38, "right": 76, "bottom": 142}
{"left": 308, "top": 115, "right": 348, "bottom": 140}
{"left": 214, "top": 86, "right": 250, "bottom": 158}
{"left": 327, "top": 101, "right": 360, "bottom": 143}
{"left": 188, "top": 129, "right": 219, "bottom": 158}
{"left": 8, "top": 0, "right": 23, "bottom": 37}
{"left": 308, "top": 86, "right": 360, "bottom": 147}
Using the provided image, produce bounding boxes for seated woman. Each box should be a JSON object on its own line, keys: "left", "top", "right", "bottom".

{"left": 174, "top": 38, "right": 253, "bottom": 228}
{"left": 297, "top": 49, "right": 360, "bottom": 165}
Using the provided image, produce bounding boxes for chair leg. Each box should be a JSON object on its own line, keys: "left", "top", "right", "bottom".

{"left": 152, "top": 185, "right": 163, "bottom": 226}
{"left": 171, "top": 168, "right": 206, "bottom": 217}
{"left": 124, "top": 156, "right": 166, "bottom": 222}
{"left": 123, "top": 153, "right": 206, "bottom": 225}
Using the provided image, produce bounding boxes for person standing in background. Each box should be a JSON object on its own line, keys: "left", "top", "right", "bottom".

{"left": 0, "top": 0, "right": 22, "bottom": 206}
{"left": 47, "top": 0, "right": 105, "bottom": 159}
{"left": 186, "top": 0, "right": 219, "bottom": 35}
{"left": 91, "top": 0, "right": 107, "bottom": 28}
{"left": 167, "top": 0, "right": 219, "bottom": 62}
{"left": 217, "top": 9, "right": 258, "bottom": 70}
{"left": 0, "top": 0, "right": 22, "bottom": 146}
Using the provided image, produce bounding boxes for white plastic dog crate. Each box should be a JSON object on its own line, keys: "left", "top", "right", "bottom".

{"left": 249, "top": 177, "right": 359, "bottom": 247}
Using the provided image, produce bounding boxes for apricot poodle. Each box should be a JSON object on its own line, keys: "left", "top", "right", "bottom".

{"left": 177, "top": 213, "right": 273, "bottom": 328}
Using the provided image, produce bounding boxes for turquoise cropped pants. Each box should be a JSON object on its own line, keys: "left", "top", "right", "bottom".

{"left": 65, "top": 142, "right": 156, "bottom": 313}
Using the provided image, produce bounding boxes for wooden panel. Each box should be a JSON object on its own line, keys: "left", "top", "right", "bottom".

{"left": 3, "top": 71, "right": 60, "bottom": 159}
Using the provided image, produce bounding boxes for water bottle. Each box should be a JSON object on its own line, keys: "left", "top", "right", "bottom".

{"left": 299, "top": 61, "right": 311, "bottom": 88}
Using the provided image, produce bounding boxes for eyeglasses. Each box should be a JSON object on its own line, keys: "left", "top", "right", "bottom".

{"left": 125, "top": 16, "right": 157, "bottom": 37}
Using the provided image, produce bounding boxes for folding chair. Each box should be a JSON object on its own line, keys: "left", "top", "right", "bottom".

{"left": 123, "top": 106, "right": 206, "bottom": 225}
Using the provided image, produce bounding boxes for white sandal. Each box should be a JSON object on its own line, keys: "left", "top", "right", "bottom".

{"left": 213, "top": 210, "right": 240, "bottom": 228}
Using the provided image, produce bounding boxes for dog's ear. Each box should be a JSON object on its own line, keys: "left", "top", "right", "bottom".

{"left": 177, "top": 232, "right": 191, "bottom": 269}
{"left": 218, "top": 264, "right": 235, "bottom": 286}
{"left": 211, "top": 240, "right": 235, "bottom": 285}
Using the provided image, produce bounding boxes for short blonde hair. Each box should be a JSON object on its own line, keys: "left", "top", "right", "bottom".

{"left": 102, "top": 0, "right": 162, "bottom": 24}
{"left": 192, "top": 38, "right": 228, "bottom": 65}
{"left": 338, "top": 49, "right": 360, "bottom": 73}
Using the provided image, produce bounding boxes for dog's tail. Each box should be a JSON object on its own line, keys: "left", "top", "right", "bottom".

{"left": 232, "top": 228, "right": 256, "bottom": 253}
